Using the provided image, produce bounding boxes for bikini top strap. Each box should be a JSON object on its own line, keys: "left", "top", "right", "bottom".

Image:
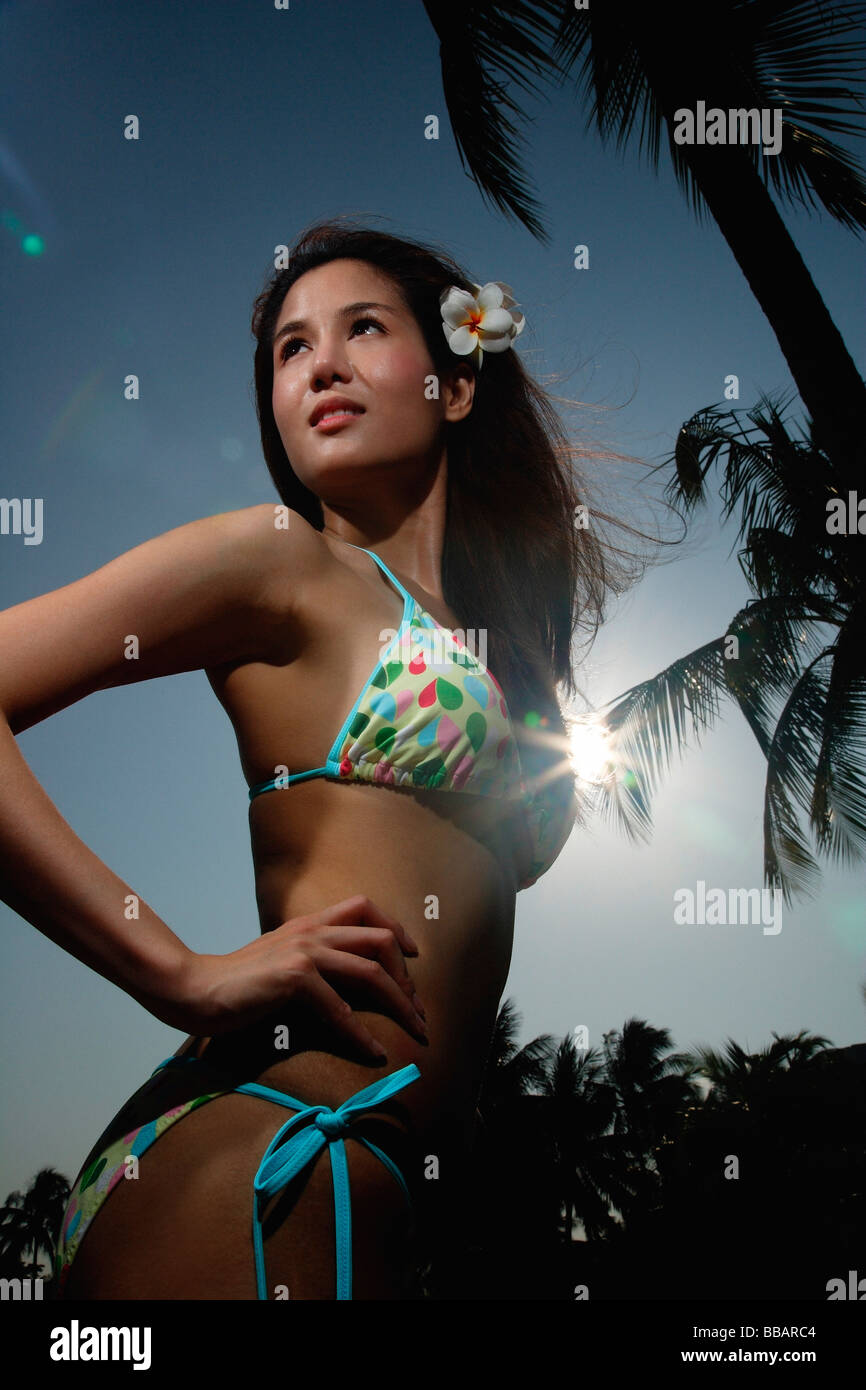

{"left": 348, "top": 543, "right": 414, "bottom": 606}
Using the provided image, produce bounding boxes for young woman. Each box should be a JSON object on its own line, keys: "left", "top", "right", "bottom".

{"left": 0, "top": 222, "right": 622, "bottom": 1300}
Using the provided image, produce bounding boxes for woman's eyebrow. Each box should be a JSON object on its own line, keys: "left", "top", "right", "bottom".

{"left": 272, "top": 301, "right": 397, "bottom": 348}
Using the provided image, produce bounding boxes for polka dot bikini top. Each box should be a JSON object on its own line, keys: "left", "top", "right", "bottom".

{"left": 247, "top": 544, "right": 576, "bottom": 891}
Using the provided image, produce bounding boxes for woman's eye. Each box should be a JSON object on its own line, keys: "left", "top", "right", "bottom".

{"left": 278, "top": 317, "right": 383, "bottom": 363}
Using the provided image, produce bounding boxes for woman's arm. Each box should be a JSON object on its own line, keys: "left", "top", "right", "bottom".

{"left": 0, "top": 504, "right": 298, "bottom": 1028}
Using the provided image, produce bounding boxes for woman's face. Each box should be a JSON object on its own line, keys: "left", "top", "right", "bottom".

{"left": 271, "top": 258, "right": 466, "bottom": 499}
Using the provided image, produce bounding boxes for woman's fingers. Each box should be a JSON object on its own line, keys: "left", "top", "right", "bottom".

{"left": 286, "top": 894, "right": 426, "bottom": 1015}
{"left": 293, "top": 968, "right": 390, "bottom": 1061}
{"left": 309, "top": 944, "right": 428, "bottom": 1043}
{"left": 307, "top": 925, "right": 424, "bottom": 1013}
{"left": 180, "top": 897, "right": 428, "bottom": 1050}
{"left": 303, "top": 894, "right": 420, "bottom": 958}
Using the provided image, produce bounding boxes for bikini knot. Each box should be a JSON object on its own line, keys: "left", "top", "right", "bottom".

{"left": 315, "top": 1109, "right": 350, "bottom": 1139}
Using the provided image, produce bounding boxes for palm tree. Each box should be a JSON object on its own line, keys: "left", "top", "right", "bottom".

{"left": 476, "top": 995, "right": 557, "bottom": 1113}
{"left": 651, "top": 1027, "right": 849, "bottom": 1296}
{"left": 589, "top": 391, "right": 866, "bottom": 901}
{"left": 688, "top": 1028, "right": 833, "bottom": 1115}
{"left": 421, "top": 0, "right": 866, "bottom": 476}
{"left": 455, "top": 1008, "right": 860, "bottom": 1296}
{"left": 601, "top": 1018, "right": 701, "bottom": 1149}
{"left": 537, "top": 1036, "right": 632, "bottom": 1241}
{"left": 685, "top": 1030, "right": 838, "bottom": 1198}
{"left": 599, "top": 1018, "right": 702, "bottom": 1223}
{"left": 0, "top": 1167, "right": 70, "bottom": 1281}
{"left": 469, "top": 1004, "right": 636, "bottom": 1286}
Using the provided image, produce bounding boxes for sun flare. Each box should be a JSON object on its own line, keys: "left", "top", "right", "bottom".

{"left": 567, "top": 717, "right": 616, "bottom": 785}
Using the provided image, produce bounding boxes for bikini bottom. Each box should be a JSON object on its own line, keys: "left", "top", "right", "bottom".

{"left": 54, "top": 1052, "right": 421, "bottom": 1300}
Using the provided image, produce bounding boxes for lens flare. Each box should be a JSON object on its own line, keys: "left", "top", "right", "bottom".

{"left": 568, "top": 717, "right": 615, "bottom": 785}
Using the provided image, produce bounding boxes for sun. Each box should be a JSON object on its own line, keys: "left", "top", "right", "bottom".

{"left": 567, "top": 716, "right": 616, "bottom": 785}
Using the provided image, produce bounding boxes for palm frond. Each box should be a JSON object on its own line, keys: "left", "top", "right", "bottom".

{"left": 600, "top": 638, "right": 730, "bottom": 795}
{"left": 421, "top": 1, "right": 566, "bottom": 242}
{"left": 666, "top": 413, "right": 732, "bottom": 511}
{"left": 722, "top": 595, "right": 835, "bottom": 747}
{"left": 664, "top": 392, "right": 824, "bottom": 538}
{"left": 719, "top": 396, "right": 827, "bottom": 536}
{"left": 557, "top": 10, "right": 674, "bottom": 173}
{"left": 779, "top": 123, "right": 866, "bottom": 232}
{"left": 578, "top": 638, "right": 736, "bottom": 843}
{"left": 661, "top": 393, "right": 860, "bottom": 610}
{"left": 735, "top": 0, "right": 866, "bottom": 231}
{"left": 552, "top": 2, "right": 866, "bottom": 231}
{"left": 744, "top": 527, "right": 845, "bottom": 604}
{"left": 810, "top": 609, "right": 866, "bottom": 862}
{"left": 762, "top": 654, "right": 833, "bottom": 899}
{"left": 767, "top": 1028, "right": 832, "bottom": 1067}
{"left": 579, "top": 760, "right": 654, "bottom": 844}
{"left": 590, "top": 591, "right": 856, "bottom": 896}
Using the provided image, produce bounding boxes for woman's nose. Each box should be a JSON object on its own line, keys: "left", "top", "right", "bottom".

{"left": 309, "top": 336, "right": 351, "bottom": 387}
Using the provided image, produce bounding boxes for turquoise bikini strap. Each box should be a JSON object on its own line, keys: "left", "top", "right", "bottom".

{"left": 247, "top": 1062, "right": 420, "bottom": 1300}
{"left": 150, "top": 1055, "right": 421, "bottom": 1301}
{"left": 348, "top": 542, "right": 413, "bottom": 606}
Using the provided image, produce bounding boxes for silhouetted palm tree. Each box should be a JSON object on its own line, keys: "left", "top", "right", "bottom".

{"left": 600, "top": 1018, "right": 701, "bottom": 1221}
{"left": 477, "top": 996, "right": 558, "bottom": 1112}
{"left": 422, "top": 0, "right": 866, "bottom": 475}
{"left": 449, "top": 1004, "right": 861, "bottom": 1297}
{"left": 681, "top": 1028, "right": 849, "bottom": 1285}
{"left": 603, "top": 1018, "right": 702, "bottom": 1147}
{"left": 592, "top": 393, "right": 866, "bottom": 900}
{"left": 689, "top": 1028, "right": 832, "bottom": 1113}
{"left": 469, "top": 1005, "right": 640, "bottom": 1286}
{"left": 536, "top": 1036, "right": 632, "bottom": 1241}
{"left": 0, "top": 1167, "right": 70, "bottom": 1280}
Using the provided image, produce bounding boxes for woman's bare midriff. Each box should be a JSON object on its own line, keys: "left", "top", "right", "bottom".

{"left": 201, "top": 524, "right": 526, "bottom": 1126}
{"left": 63, "top": 524, "right": 527, "bottom": 1298}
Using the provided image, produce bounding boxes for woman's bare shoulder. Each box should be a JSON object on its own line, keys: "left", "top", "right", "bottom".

{"left": 228, "top": 503, "right": 338, "bottom": 626}
{"left": 0, "top": 503, "right": 326, "bottom": 731}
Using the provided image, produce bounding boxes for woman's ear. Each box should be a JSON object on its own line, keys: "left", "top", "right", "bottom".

{"left": 441, "top": 363, "right": 475, "bottom": 424}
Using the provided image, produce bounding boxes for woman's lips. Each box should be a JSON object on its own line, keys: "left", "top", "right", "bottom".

{"left": 313, "top": 409, "right": 365, "bottom": 432}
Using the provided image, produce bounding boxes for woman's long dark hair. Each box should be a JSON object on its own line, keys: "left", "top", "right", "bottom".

{"left": 251, "top": 218, "right": 640, "bottom": 784}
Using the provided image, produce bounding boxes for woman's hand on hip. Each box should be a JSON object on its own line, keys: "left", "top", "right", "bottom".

{"left": 169, "top": 895, "right": 429, "bottom": 1060}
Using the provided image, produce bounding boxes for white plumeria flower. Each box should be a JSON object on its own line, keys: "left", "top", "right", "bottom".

{"left": 440, "top": 280, "right": 525, "bottom": 370}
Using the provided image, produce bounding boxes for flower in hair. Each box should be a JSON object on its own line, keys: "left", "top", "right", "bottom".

{"left": 440, "top": 281, "right": 525, "bottom": 370}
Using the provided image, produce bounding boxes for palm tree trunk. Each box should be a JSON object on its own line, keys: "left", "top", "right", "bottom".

{"left": 681, "top": 141, "right": 866, "bottom": 481}
{"left": 622, "top": 14, "right": 866, "bottom": 482}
